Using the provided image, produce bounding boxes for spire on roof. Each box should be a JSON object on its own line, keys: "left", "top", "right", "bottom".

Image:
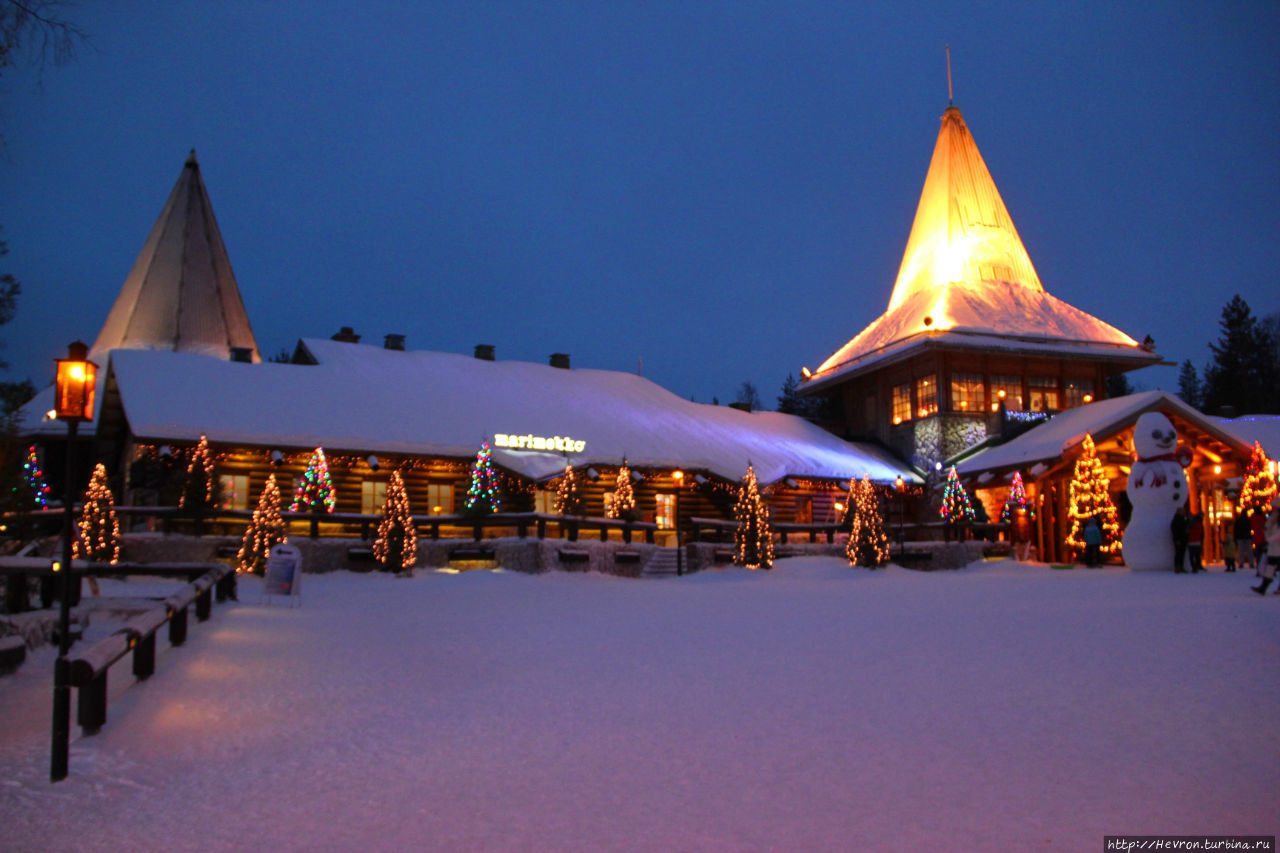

{"left": 90, "top": 153, "right": 260, "bottom": 363}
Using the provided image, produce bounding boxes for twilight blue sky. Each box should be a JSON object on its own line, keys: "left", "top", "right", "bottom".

{"left": 2, "top": 1, "right": 1278, "bottom": 405}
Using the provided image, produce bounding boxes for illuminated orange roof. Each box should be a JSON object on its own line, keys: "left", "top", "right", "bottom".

{"left": 808, "top": 106, "right": 1151, "bottom": 389}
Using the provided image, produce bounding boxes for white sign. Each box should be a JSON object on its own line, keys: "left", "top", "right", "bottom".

{"left": 494, "top": 434, "right": 586, "bottom": 453}
{"left": 263, "top": 543, "right": 302, "bottom": 604}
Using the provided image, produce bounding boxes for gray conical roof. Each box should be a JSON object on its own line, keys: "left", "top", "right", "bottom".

{"left": 90, "top": 151, "right": 260, "bottom": 362}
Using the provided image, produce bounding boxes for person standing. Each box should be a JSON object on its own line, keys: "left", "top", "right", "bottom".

{"left": 1251, "top": 508, "right": 1268, "bottom": 570}
{"left": 1223, "top": 522, "right": 1237, "bottom": 572}
{"left": 1252, "top": 499, "right": 1280, "bottom": 595}
{"left": 1234, "top": 509, "right": 1254, "bottom": 571}
{"left": 1082, "top": 515, "right": 1102, "bottom": 568}
{"left": 1171, "top": 505, "right": 1190, "bottom": 573}
{"left": 1187, "top": 512, "right": 1205, "bottom": 572}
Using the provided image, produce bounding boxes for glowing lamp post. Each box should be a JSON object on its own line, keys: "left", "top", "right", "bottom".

{"left": 894, "top": 475, "right": 906, "bottom": 558}
{"left": 673, "top": 470, "right": 684, "bottom": 575}
{"left": 51, "top": 341, "right": 96, "bottom": 783}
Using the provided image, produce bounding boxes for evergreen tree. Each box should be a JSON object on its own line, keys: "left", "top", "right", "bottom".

{"left": 845, "top": 475, "right": 889, "bottom": 568}
{"left": 735, "top": 381, "right": 762, "bottom": 412}
{"left": 374, "top": 470, "right": 417, "bottom": 573}
{"left": 554, "top": 463, "right": 585, "bottom": 516}
{"left": 777, "top": 374, "right": 811, "bottom": 416}
{"left": 462, "top": 442, "right": 500, "bottom": 515}
{"left": 11, "top": 444, "right": 51, "bottom": 511}
{"left": 733, "top": 463, "right": 774, "bottom": 569}
{"left": 1065, "top": 434, "right": 1122, "bottom": 555}
{"left": 999, "top": 471, "right": 1033, "bottom": 523}
{"left": 606, "top": 459, "right": 636, "bottom": 520}
{"left": 238, "top": 474, "right": 287, "bottom": 575}
{"left": 74, "top": 463, "right": 119, "bottom": 564}
{"left": 178, "top": 434, "right": 220, "bottom": 512}
{"left": 290, "top": 447, "right": 337, "bottom": 513}
{"left": 1176, "top": 360, "right": 1203, "bottom": 411}
{"left": 1105, "top": 373, "right": 1134, "bottom": 399}
{"left": 1203, "top": 295, "right": 1279, "bottom": 415}
{"left": 1239, "top": 441, "right": 1277, "bottom": 518}
{"left": 939, "top": 467, "right": 976, "bottom": 523}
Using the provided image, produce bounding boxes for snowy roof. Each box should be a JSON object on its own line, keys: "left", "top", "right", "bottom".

{"left": 954, "top": 390, "right": 1252, "bottom": 477}
{"left": 89, "top": 152, "right": 260, "bottom": 363}
{"left": 50, "top": 340, "right": 919, "bottom": 485}
{"left": 1214, "top": 415, "right": 1280, "bottom": 459}
{"left": 805, "top": 106, "right": 1155, "bottom": 392}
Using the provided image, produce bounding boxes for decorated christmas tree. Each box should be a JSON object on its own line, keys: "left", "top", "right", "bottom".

{"left": 606, "top": 459, "right": 636, "bottom": 520}
{"left": 999, "top": 471, "right": 1034, "bottom": 523}
{"left": 463, "top": 442, "right": 500, "bottom": 515}
{"left": 554, "top": 463, "right": 585, "bottom": 516}
{"left": 237, "top": 474, "right": 287, "bottom": 575}
{"left": 1065, "top": 433, "right": 1122, "bottom": 554}
{"left": 12, "top": 444, "right": 52, "bottom": 511}
{"left": 1239, "top": 441, "right": 1277, "bottom": 517}
{"left": 845, "top": 474, "right": 889, "bottom": 568}
{"left": 178, "top": 433, "right": 218, "bottom": 511}
{"left": 291, "top": 447, "right": 337, "bottom": 513}
{"left": 374, "top": 470, "right": 417, "bottom": 573}
{"left": 939, "top": 466, "right": 976, "bottom": 523}
{"left": 733, "top": 463, "right": 774, "bottom": 569}
{"left": 74, "top": 463, "right": 120, "bottom": 564}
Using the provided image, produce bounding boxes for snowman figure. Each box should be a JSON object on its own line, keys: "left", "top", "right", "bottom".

{"left": 1123, "top": 412, "right": 1191, "bottom": 571}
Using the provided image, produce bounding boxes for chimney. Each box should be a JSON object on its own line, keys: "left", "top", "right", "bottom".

{"left": 474, "top": 344, "right": 495, "bottom": 361}
{"left": 549, "top": 353, "right": 570, "bottom": 369}
{"left": 331, "top": 326, "right": 361, "bottom": 344}
{"left": 229, "top": 346, "right": 253, "bottom": 363}
{"left": 384, "top": 334, "right": 405, "bottom": 351}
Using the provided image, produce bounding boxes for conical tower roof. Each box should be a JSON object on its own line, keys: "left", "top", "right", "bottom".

{"left": 808, "top": 105, "right": 1153, "bottom": 388}
{"left": 90, "top": 151, "right": 260, "bottom": 362}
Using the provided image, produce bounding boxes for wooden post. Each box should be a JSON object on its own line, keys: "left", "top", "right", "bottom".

{"left": 77, "top": 671, "right": 107, "bottom": 735}
{"left": 169, "top": 607, "right": 188, "bottom": 646}
{"left": 567, "top": 521, "right": 578, "bottom": 542}
{"left": 133, "top": 634, "right": 156, "bottom": 681}
{"left": 536, "top": 517, "right": 546, "bottom": 539}
{"left": 622, "top": 524, "right": 632, "bottom": 544}
{"left": 195, "top": 588, "right": 212, "bottom": 622}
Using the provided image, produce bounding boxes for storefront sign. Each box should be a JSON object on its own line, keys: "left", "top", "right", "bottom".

{"left": 494, "top": 433, "right": 586, "bottom": 453}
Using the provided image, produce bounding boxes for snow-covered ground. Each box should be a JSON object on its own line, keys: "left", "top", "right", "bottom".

{"left": 1, "top": 558, "right": 1277, "bottom": 852}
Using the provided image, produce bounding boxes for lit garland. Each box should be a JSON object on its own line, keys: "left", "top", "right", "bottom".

{"left": 554, "top": 462, "right": 585, "bottom": 516}
{"left": 1065, "top": 433, "right": 1122, "bottom": 554}
{"left": 14, "top": 444, "right": 52, "bottom": 510}
{"left": 178, "top": 433, "right": 217, "bottom": 509}
{"left": 939, "top": 466, "right": 976, "bottom": 523}
{"left": 1239, "top": 441, "right": 1277, "bottom": 517}
{"left": 845, "top": 474, "right": 889, "bottom": 567}
{"left": 74, "top": 463, "right": 120, "bottom": 564}
{"left": 464, "top": 442, "right": 501, "bottom": 514}
{"left": 999, "top": 471, "right": 1035, "bottom": 522}
{"left": 238, "top": 474, "right": 287, "bottom": 574}
{"left": 606, "top": 459, "right": 636, "bottom": 519}
{"left": 291, "top": 447, "right": 337, "bottom": 513}
{"left": 374, "top": 470, "right": 417, "bottom": 572}
{"left": 734, "top": 462, "right": 774, "bottom": 569}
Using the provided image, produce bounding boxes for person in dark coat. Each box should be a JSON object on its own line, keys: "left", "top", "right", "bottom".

{"left": 1170, "top": 505, "right": 1190, "bottom": 573}
{"left": 1234, "top": 509, "right": 1254, "bottom": 571}
{"left": 1082, "top": 515, "right": 1102, "bottom": 568}
{"left": 1187, "top": 512, "right": 1205, "bottom": 572}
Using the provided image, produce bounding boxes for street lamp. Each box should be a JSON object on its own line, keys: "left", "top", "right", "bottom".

{"left": 672, "top": 470, "right": 684, "bottom": 575}
{"left": 894, "top": 476, "right": 906, "bottom": 558}
{"left": 51, "top": 341, "right": 96, "bottom": 782}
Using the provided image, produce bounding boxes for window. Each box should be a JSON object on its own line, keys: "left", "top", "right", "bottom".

{"left": 219, "top": 474, "right": 249, "bottom": 511}
{"left": 990, "top": 375, "right": 1023, "bottom": 411}
{"left": 361, "top": 480, "right": 387, "bottom": 515}
{"left": 1028, "top": 377, "right": 1059, "bottom": 413}
{"left": 654, "top": 494, "right": 676, "bottom": 529}
{"left": 1063, "top": 380, "right": 1094, "bottom": 408}
{"left": 426, "top": 483, "right": 454, "bottom": 515}
{"left": 891, "top": 383, "right": 912, "bottom": 424}
{"left": 794, "top": 496, "right": 813, "bottom": 524}
{"left": 950, "top": 373, "right": 984, "bottom": 412}
{"left": 915, "top": 375, "right": 938, "bottom": 418}
{"left": 534, "top": 489, "right": 555, "bottom": 515}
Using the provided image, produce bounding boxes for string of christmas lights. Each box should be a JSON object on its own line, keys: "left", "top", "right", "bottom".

{"left": 1065, "top": 433, "right": 1122, "bottom": 554}
{"left": 1239, "top": 441, "right": 1277, "bottom": 517}
{"left": 845, "top": 474, "right": 889, "bottom": 567}
{"left": 554, "top": 463, "right": 585, "bottom": 516}
{"left": 939, "top": 466, "right": 976, "bottom": 523}
{"left": 291, "top": 447, "right": 337, "bottom": 513}
{"left": 237, "top": 474, "right": 287, "bottom": 574}
{"left": 464, "top": 442, "right": 501, "bottom": 514}
{"left": 14, "top": 444, "right": 51, "bottom": 510}
{"left": 178, "top": 433, "right": 217, "bottom": 510}
{"left": 999, "top": 471, "right": 1034, "bottom": 522}
{"left": 74, "top": 463, "right": 120, "bottom": 564}
{"left": 606, "top": 458, "right": 636, "bottom": 519}
{"left": 374, "top": 470, "right": 417, "bottom": 572}
{"left": 734, "top": 462, "right": 774, "bottom": 569}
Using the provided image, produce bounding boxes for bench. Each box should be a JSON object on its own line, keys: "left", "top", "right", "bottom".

{"left": 613, "top": 550, "right": 641, "bottom": 565}
{"left": 215, "top": 544, "right": 240, "bottom": 559}
{"left": 713, "top": 548, "right": 735, "bottom": 564}
{"left": 558, "top": 548, "right": 590, "bottom": 564}
{"left": 893, "top": 550, "right": 934, "bottom": 568}
{"left": 0, "top": 635, "right": 25, "bottom": 673}
{"left": 450, "top": 547, "right": 494, "bottom": 561}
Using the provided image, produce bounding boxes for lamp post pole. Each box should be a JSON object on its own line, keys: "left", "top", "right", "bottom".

{"left": 895, "top": 476, "right": 905, "bottom": 559}
{"left": 50, "top": 419, "right": 78, "bottom": 782}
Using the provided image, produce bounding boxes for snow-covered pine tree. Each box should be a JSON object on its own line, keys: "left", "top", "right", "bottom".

{"left": 845, "top": 474, "right": 889, "bottom": 568}
{"left": 606, "top": 459, "right": 636, "bottom": 520}
{"left": 238, "top": 474, "right": 287, "bottom": 575}
{"left": 999, "top": 471, "right": 1033, "bottom": 522}
{"left": 291, "top": 447, "right": 337, "bottom": 513}
{"left": 554, "top": 463, "right": 585, "bottom": 516}
{"left": 939, "top": 466, "right": 976, "bottom": 524}
{"left": 733, "top": 463, "right": 774, "bottom": 569}
{"left": 463, "top": 442, "right": 500, "bottom": 515}
{"left": 178, "top": 433, "right": 219, "bottom": 512}
{"left": 374, "top": 470, "right": 417, "bottom": 573}
{"left": 74, "top": 463, "right": 120, "bottom": 564}
{"left": 1239, "top": 441, "right": 1277, "bottom": 517}
{"left": 1065, "top": 433, "right": 1122, "bottom": 554}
